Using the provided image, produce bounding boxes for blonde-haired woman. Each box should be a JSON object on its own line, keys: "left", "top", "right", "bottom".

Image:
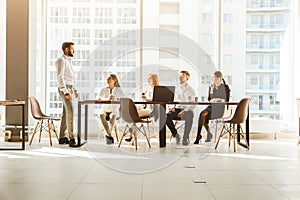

{"left": 98, "top": 74, "right": 124, "bottom": 144}
{"left": 125, "top": 73, "right": 159, "bottom": 142}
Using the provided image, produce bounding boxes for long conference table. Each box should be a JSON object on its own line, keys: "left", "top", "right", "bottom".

{"left": 77, "top": 100, "right": 249, "bottom": 148}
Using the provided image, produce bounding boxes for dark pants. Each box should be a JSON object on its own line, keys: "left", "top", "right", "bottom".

{"left": 166, "top": 108, "right": 194, "bottom": 140}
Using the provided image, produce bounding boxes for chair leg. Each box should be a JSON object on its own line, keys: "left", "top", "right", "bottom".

{"left": 51, "top": 120, "right": 59, "bottom": 141}
{"left": 114, "top": 124, "right": 119, "bottom": 142}
{"left": 142, "top": 124, "right": 151, "bottom": 148}
{"left": 133, "top": 127, "right": 138, "bottom": 150}
{"left": 29, "top": 122, "right": 39, "bottom": 145}
{"left": 118, "top": 124, "right": 128, "bottom": 148}
{"left": 39, "top": 120, "right": 43, "bottom": 142}
{"left": 215, "top": 125, "right": 225, "bottom": 149}
{"left": 47, "top": 120, "right": 52, "bottom": 146}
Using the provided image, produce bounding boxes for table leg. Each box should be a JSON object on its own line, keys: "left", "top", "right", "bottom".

{"left": 84, "top": 104, "right": 88, "bottom": 141}
{"left": 22, "top": 104, "right": 25, "bottom": 150}
{"left": 159, "top": 104, "right": 166, "bottom": 148}
{"left": 77, "top": 102, "right": 81, "bottom": 146}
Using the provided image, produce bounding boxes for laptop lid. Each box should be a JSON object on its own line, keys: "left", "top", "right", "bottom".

{"left": 152, "top": 86, "right": 175, "bottom": 102}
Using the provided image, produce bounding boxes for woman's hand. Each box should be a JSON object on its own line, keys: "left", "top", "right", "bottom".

{"left": 65, "top": 93, "right": 71, "bottom": 100}
{"left": 98, "top": 97, "right": 102, "bottom": 102}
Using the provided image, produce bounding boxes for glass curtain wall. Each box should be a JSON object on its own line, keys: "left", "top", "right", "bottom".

{"left": 29, "top": 0, "right": 295, "bottom": 131}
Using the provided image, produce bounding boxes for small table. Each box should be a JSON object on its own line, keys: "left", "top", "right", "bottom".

{"left": 77, "top": 100, "right": 249, "bottom": 148}
{"left": 0, "top": 100, "right": 25, "bottom": 150}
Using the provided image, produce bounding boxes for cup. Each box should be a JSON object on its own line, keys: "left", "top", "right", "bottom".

{"left": 195, "top": 96, "right": 198, "bottom": 102}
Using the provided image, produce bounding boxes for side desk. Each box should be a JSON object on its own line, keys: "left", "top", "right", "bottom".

{"left": 0, "top": 100, "right": 25, "bottom": 150}
{"left": 77, "top": 100, "right": 249, "bottom": 148}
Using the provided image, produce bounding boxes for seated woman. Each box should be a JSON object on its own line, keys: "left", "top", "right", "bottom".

{"left": 125, "top": 73, "right": 159, "bottom": 142}
{"left": 194, "top": 71, "right": 230, "bottom": 144}
{"left": 138, "top": 73, "right": 159, "bottom": 119}
{"left": 98, "top": 74, "right": 124, "bottom": 144}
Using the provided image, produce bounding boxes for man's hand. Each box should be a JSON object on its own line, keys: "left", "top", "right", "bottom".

{"left": 74, "top": 91, "right": 79, "bottom": 98}
{"left": 65, "top": 93, "right": 71, "bottom": 100}
{"left": 177, "top": 111, "right": 184, "bottom": 118}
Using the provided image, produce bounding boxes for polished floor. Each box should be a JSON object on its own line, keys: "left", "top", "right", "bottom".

{"left": 0, "top": 135, "right": 299, "bottom": 200}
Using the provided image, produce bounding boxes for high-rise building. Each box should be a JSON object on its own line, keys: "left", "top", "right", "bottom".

{"left": 27, "top": 0, "right": 294, "bottom": 132}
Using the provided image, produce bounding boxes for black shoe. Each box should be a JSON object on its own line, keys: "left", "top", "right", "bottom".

{"left": 182, "top": 139, "right": 190, "bottom": 146}
{"left": 69, "top": 139, "right": 78, "bottom": 147}
{"left": 59, "top": 137, "right": 69, "bottom": 144}
{"left": 194, "top": 135, "right": 202, "bottom": 144}
{"left": 174, "top": 134, "right": 181, "bottom": 144}
{"left": 125, "top": 137, "right": 132, "bottom": 142}
{"left": 105, "top": 135, "right": 114, "bottom": 144}
{"left": 205, "top": 132, "right": 213, "bottom": 142}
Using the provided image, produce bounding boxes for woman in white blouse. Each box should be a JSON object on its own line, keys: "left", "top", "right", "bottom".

{"left": 98, "top": 74, "right": 124, "bottom": 144}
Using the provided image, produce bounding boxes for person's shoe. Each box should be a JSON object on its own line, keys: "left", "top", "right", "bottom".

{"left": 125, "top": 137, "right": 132, "bottom": 142}
{"left": 174, "top": 134, "right": 181, "bottom": 144}
{"left": 105, "top": 135, "right": 114, "bottom": 144}
{"left": 69, "top": 139, "right": 77, "bottom": 147}
{"left": 193, "top": 135, "right": 202, "bottom": 144}
{"left": 59, "top": 137, "right": 69, "bottom": 144}
{"left": 182, "top": 139, "right": 190, "bottom": 146}
{"left": 205, "top": 132, "right": 213, "bottom": 142}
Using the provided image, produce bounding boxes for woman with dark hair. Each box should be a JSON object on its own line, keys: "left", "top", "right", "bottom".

{"left": 98, "top": 74, "right": 124, "bottom": 144}
{"left": 194, "top": 71, "right": 230, "bottom": 144}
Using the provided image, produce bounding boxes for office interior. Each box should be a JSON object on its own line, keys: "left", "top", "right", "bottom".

{"left": 0, "top": 0, "right": 300, "bottom": 199}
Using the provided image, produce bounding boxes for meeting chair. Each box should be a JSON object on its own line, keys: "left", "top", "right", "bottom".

{"left": 118, "top": 98, "right": 151, "bottom": 150}
{"left": 210, "top": 105, "right": 232, "bottom": 143}
{"left": 96, "top": 115, "right": 119, "bottom": 142}
{"left": 28, "top": 96, "right": 60, "bottom": 146}
{"left": 215, "top": 98, "right": 251, "bottom": 152}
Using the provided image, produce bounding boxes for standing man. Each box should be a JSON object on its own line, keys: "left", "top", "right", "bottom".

{"left": 166, "top": 70, "right": 196, "bottom": 145}
{"left": 56, "top": 42, "right": 78, "bottom": 148}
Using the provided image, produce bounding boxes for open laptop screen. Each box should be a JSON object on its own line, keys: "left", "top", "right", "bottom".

{"left": 152, "top": 86, "right": 175, "bottom": 102}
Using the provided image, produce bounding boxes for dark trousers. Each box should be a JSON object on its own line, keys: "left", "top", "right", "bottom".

{"left": 166, "top": 108, "right": 194, "bottom": 140}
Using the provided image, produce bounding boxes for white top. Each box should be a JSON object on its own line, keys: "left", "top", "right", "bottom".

{"left": 98, "top": 87, "right": 124, "bottom": 113}
{"left": 175, "top": 83, "right": 196, "bottom": 111}
{"left": 56, "top": 54, "right": 76, "bottom": 94}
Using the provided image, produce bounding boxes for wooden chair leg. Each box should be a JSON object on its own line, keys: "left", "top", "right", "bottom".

{"left": 118, "top": 124, "right": 128, "bottom": 148}
{"left": 215, "top": 125, "right": 225, "bottom": 149}
{"left": 29, "top": 122, "right": 39, "bottom": 145}
{"left": 142, "top": 124, "right": 151, "bottom": 148}
{"left": 114, "top": 124, "right": 119, "bottom": 142}
{"left": 38, "top": 120, "right": 43, "bottom": 142}
{"left": 47, "top": 120, "right": 52, "bottom": 146}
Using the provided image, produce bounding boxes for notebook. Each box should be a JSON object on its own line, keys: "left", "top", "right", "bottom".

{"left": 152, "top": 86, "right": 175, "bottom": 102}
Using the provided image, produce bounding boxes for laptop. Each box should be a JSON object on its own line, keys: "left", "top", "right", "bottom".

{"left": 152, "top": 86, "right": 175, "bottom": 102}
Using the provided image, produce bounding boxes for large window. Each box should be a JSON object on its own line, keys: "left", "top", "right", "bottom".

{"left": 29, "top": 0, "right": 296, "bottom": 130}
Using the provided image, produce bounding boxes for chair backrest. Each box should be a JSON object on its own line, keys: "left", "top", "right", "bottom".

{"left": 28, "top": 96, "right": 46, "bottom": 119}
{"left": 228, "top": 98, "right": 251, "bottom": 124}
{"left": 120, "top": 98, "right": 142, "bottom": 123}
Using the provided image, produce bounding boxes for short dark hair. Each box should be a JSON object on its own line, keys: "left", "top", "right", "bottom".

{"left": 180, "top": 70, "right": 190, "bottom": 77}
{"left": 62, "top": 42, "right": 74, "bottom": 52}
